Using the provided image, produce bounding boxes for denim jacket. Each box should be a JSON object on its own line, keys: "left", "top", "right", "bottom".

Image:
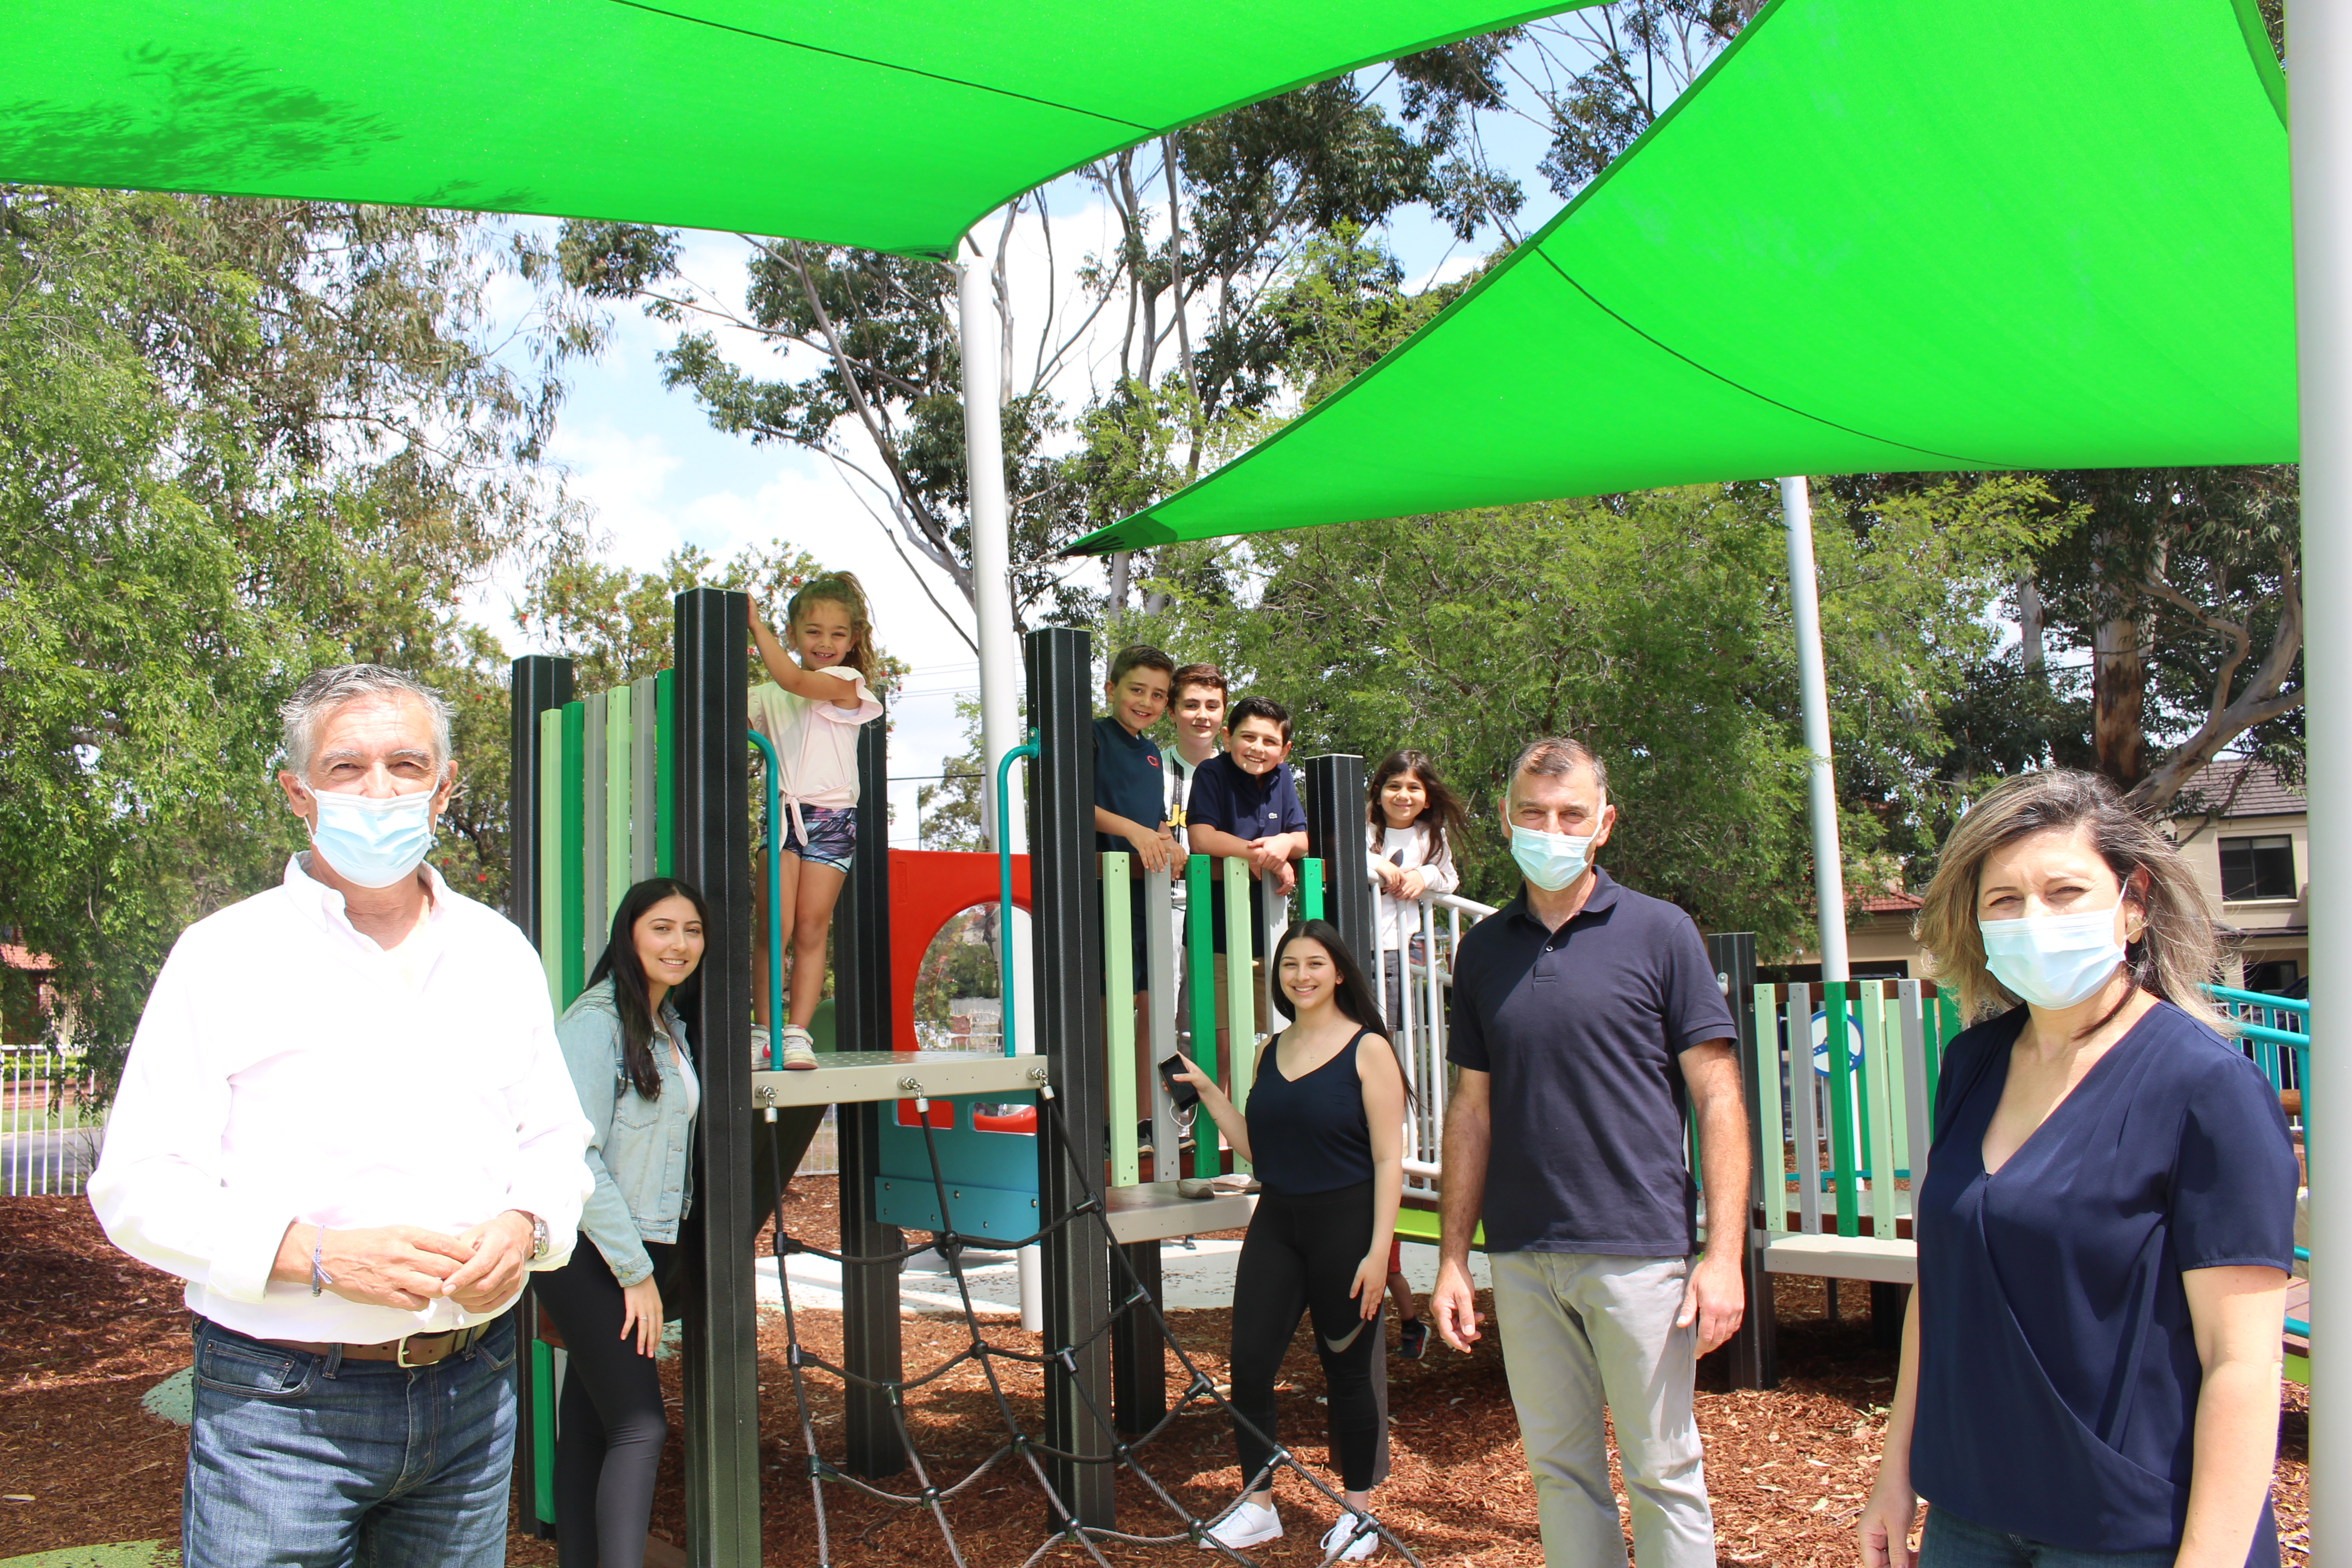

{"left": 555, "top": 977, "right": 697, "bottom": 1287}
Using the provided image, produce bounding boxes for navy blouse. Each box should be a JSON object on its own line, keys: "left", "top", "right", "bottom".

{"left": 1912, "top": 1001, "right": 2298, "bottom": 1561}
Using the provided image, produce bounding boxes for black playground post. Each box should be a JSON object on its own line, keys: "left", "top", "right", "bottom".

{"left": 1027, "top": 626, "right": 1117, "bottom": 1530}
{"left": 674, "top": 588, "right": 761, "bottom": 1564}
{"left": 508, "top": 655, "right": 574, "bottom": 941}
{"left": 835, "top": 719, "right": 906, "bottom": 1478}
{"left": 1706, "top": 930, "right": 1777, "bottom": 1390}
{"left": 1303, "top": 754, "right": 1373, "bottom": 961}
{"left": 506, "top": 653, "right": 571, "bottom": 1543}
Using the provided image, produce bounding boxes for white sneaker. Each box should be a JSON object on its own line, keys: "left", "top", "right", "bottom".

{"left": 751, "top": 1024, "right": 774, "bottom": 1068}
{"left": 777, "top": 1024, "right": 818, "bottom": 1070}
{"left": 1200, "top": 1498, "right": 1282, "bottom": 1551}
{"left": 1319, "top": 1511, "right": 1380, "bottom": 1562}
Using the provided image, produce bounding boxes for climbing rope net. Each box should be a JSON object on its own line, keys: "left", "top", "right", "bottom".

{"left": 764, "top": 1085, "right": 1424, "bottom": 1568}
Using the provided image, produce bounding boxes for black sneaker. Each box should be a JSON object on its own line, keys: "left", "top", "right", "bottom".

{"left": 1136, "top": 1118, "right": 1155, "bottom": 1157}
{"left": 1397, "top": 1315, "right": 1429, "bottom": 1361}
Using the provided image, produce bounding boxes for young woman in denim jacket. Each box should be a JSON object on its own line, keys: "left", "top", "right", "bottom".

{"left": 537, "top": 877, "right": 708, "bottom": 1568}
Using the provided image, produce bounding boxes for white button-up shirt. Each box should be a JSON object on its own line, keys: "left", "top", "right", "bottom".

{"left": 89, "top": 856, "right": 593, "bottom": 1344}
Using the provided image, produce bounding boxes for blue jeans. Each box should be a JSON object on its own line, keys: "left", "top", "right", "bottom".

{"left": 1920, "top": 1508, "right": 2176, "bottom": 1567}
{"left": 183, "top": 1314, "right": 519, "bottom": 1568}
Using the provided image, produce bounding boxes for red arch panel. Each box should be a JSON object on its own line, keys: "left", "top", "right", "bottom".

{"left": 887, "top": 848, "right": 1029, "bottom": 1056}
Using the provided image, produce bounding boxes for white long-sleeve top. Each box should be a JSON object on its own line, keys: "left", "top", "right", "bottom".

{"left": 88, "top": 856, "right": 593, "bottom": 1344}
{"left": 1369, "top": 822, "right": 1460, "bottom": 953}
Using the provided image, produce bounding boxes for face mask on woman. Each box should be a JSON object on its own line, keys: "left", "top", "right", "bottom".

{"left": 307, "top": 789, "right": 439, "bottom": 888}
{"left": 1510, "top": 825, "right": 1596, "bottom": 892}
{"left": 1978, "top": 904, "right": 2127, "bottom": 1009}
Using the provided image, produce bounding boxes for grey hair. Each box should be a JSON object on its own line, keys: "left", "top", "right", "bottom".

{"left": 1507, "top": 736, "right": 1609, "bottom": 799}
{"left": 279, "top": 665, "right": 453, "bottom": 776}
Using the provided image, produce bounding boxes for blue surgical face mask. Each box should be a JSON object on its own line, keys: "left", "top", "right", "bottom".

{"left": 1979, "top": 904, "right": 2127, "bottom": 1010}
{"left": 306, "top": 788, "right": 438, "bottom": 888}
{"left": 1510, "top": 825, "right": 1595, "bottom": 892}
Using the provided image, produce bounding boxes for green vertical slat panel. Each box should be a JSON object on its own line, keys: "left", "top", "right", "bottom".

{"left": 655, "top": 667, "right": 676, "bottom": 877}
{"left": 1824, "top": 981, "right": 1858, "bottom": 1237}
{"left": 1897, "top": 980, "right": 1933, "bottom": 1186}
{"left": 1185, "top": 853, "right": 1219, "bottom": 1177}
{"left": 1302, "top": 857, "right": 1324, "bottom": 922}
{"left": 1103, "top": 853, "right": 1139, "bottom": 1188}
{"left": 1754, "top": 984, "right": 1786, "bottom": 1235}
{"left": 531, "top": 1340, "right": 558, "bottom": 1525}
{"left": 629, "top": 675, "right": 659, "bottom": 881}
{"left": 1222, "top": 857, "right": 1257, "bottom": 1170}
{"left": 538, "top": 708, "right": 564, "bottom": 1012}
{"left": 606, "top": 682, "right": 633, "bottom": 918}
{"left": 582, "top": 691, "right": 607, "bottom": 983}
{"left": 560, "top": 701, "right": 586, "bottom": 1007}
{"left": 1882, "top": 985, "right": 1910, "bottom": 1181}
{"left": 1860, "top": 982, "right": 1898, "bottom": 1240}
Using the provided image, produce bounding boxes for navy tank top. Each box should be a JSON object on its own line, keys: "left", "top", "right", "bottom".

{"left": 1246, "top": 1028, "right": 1376, "bottom": 1196}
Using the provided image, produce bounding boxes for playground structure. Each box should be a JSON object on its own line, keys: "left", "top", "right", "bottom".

{"left": 507, "top": 595, "right": 1395, "bottom": 1561}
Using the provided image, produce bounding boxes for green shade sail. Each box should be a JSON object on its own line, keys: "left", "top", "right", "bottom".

{"left": 0, "top": 0, "right": 1573, "bottom": 259}
{"left": 1071, "top": 0, "right": 2295, "bottom": 555}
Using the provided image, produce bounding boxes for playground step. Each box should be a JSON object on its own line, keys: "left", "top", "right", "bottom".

{"left": 751, "top": 1049, "right": 1046, "bottom": 1108}
{"left": 1105, "top": 1180, "right": 1258, "bottom": 1245}
{"left": 1762, "top": 1232, "right": 1918, "bottom": 1285}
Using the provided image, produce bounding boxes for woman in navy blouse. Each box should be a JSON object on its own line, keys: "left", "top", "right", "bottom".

{"left": 1857, "top": 769, "right": 2298, "bottom": 1568}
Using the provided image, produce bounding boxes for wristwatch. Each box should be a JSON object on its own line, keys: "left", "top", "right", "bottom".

{"left": 522, "top": 1211, "right": 549, "bottom": 1263}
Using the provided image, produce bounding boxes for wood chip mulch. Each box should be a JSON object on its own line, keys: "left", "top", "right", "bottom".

{"left": 0, "top": 1192, "right": 2311, "bottom": 1566}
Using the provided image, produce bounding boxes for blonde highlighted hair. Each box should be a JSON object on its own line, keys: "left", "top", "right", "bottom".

{"left": 1913, "top": 769, "right": 2229, "bottom": 1033}
{"left": 784, "top": 570, "right": 878, "bottom": 685}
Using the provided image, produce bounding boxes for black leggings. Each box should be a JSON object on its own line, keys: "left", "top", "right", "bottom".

{"left": 1228, "top": 1182, "right": 1390, "bottom": 1494}
{"left": 534, "top": 1240, "right": 675, "bottom": 1568}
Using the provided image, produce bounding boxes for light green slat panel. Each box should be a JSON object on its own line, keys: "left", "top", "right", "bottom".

{"left": 605, "top": 682, "right": 632, "bottom": 919}
{"left": 1898, "top": 980, "right": 1933, "bottom": 1185}
{"left": 1103, "top": 853, "right": 1139, "bottom": 1189}
{"left": 1881, "top": 985, "right": 1910, "bottom": 1181}
{"left": 630, "top": 676, "right": 658, "bottom": 881}
{"left": 582, "top": 691, "right": 608, "bottom": 981}
{"left": 1860, "top": 981, "right": 1898, "bottom": 1240}
{"left": 538, "top": 708, "right": 564, "bottom": 1013}
{"left": 1754, "top": 983, "right": 1785, "bottom": 1236}
{"left": 1222, "top": 857, "right": 1257, "bottom": 1170}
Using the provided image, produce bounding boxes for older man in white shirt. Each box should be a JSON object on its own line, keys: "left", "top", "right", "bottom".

{"left": 90, "top": 664, "right": 592, "bottom": 1568}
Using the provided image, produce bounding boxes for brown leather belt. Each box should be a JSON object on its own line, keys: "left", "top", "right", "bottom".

{"left": 266, "top": 1321, "right": 495, "bottom": 1368}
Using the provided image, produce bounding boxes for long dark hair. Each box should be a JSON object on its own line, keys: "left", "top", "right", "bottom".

{"left": 1366, "top": 750, "right": 1468, "bottom": 870}
{"left": 587, "top": 877, "right": 710, "bottom": 1101}
{"left": 1267, "top": 919, "right": 1414, "bottom": 1105}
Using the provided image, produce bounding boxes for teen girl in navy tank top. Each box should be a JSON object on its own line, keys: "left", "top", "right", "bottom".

{"left": 1171, "top": 919, "right": 1411, "bottom": 1562}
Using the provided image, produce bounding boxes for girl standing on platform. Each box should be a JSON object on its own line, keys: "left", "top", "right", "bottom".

{"left": 1857, "top": 770, "right": 2297, "bottom": 1568}
{"left": 540, "top": 877, "right": 710, "bottom": 1568}
{"left": 1173, "top": 920, "right": 1409, "bottom": 1561}
{"left": 1365, "top": 749, "right": 1465, "bottom": 1034}
{"left": 748, "top": 572, "right": 884, "bottom": 1069}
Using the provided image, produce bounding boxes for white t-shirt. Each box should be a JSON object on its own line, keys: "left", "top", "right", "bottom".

{"left": 747, "top": 666, "right": 883, "bottom": 810}
{"left": 1369, "top": 821, "right": 1460, "bottom": 951}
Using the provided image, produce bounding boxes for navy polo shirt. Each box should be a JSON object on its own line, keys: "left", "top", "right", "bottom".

{"left": 1186, "top": 752, "right": 1308, "bottom": 953}
{"left": 1912, "top": 1002, "right": 2297, "bottom": 1560}
{"left": 1446, "top": 871, "right": 1735, "bottom": 1255}
{"left": 1092, "top": 715, "right": 1166, "bottom": 852}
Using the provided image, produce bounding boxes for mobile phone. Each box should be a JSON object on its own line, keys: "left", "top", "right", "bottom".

{"left": 1157, "top": 1054, "right": 1201, "bottom": 1112}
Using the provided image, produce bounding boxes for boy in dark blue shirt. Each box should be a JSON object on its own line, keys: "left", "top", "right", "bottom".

{"left": 1184, "top": 696, "right": 1309, "bottom": 948}
{"left": 1093, "top": 647, "right": 1182, "bottom": 1142}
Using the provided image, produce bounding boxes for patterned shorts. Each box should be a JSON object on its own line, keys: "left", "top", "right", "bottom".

{"left": 764, "top": 803, "right": 858, "bottom": 874}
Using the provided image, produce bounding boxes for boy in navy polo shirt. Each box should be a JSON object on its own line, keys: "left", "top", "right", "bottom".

{"left": 1185, "top": 697, "right": 1308, "bottom": 1072}
{"left": 1094, "top": 646, "right": 1181, "bottom": 1136}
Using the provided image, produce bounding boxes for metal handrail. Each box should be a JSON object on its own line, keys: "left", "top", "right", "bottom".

{"left": 746, "top": 730, "right": 784, "bottom": 1070}
{"left": 995, "top": 731, "right": 1039, "bottom": 1058}
{"left": 2207, "top": 984, "right": 2310, "bottom": 1019}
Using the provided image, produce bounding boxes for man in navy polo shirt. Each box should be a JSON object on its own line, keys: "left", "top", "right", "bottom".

{"left": 1429, "top": 737, "right": 1749, "bottom": 1568}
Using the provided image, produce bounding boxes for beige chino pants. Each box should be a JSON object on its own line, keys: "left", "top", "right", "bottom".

{"left": 1490, "top": 1251, "right": 1714, "bottom": 1568}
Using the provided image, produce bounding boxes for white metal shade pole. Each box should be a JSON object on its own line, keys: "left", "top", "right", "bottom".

{"left": 2289, "top": 0, "right": 2344, "bottom": 1546}
{"left": 1781, "top": 475, "right": 1849, "bottom": 983}
{"left": 959, "top": 242, "right": 1042, "bottom": 1330}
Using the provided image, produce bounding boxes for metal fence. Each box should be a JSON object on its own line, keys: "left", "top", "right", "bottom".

{"left": 1366, "top": 885, "right": 1498, "bottom": 1198}
{"left": 3, "top": 1045, "right": 102, "bottom": 1197}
